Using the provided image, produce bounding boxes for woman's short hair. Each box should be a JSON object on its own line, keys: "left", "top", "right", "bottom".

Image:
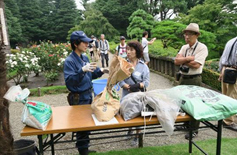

{"left": 142, "top": 31, "right": 148, "bottom": 37}
{"left": 70, "top": 39, "right": 82, "bottom": 51}
{"left": 127, "top": 41, "right": 143, "bottom": 59}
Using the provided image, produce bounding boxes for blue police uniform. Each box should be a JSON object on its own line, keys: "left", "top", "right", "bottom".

{"left": 64, "top": 51, "right": 103, "bottom": 104}
{"left": 64, "top": 51, "right": 103, "bottom": 152}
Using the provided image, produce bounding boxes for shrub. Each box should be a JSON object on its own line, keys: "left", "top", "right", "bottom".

{"left": 202, "top": 68, "right": 221, "bottom": 91}
{"left": 30, "top": 85, "right": 69, "bottom": 96}
{"left": 10, "top": 49, "right": 20, "bottom": 54}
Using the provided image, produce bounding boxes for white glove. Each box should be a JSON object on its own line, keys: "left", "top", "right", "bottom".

{"left": 101, "top": 68, "right": 109, "bottom": 74}
{"left": 82, "top": 63, "right": 96, "bottom": 72}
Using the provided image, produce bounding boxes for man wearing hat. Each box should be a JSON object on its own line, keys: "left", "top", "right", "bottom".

{"left": 174, "top": 23, "right": 208, "bottom": 139}
{"left": 115, "top": 36, "right": 127, "bottom": 59}
{"left": 64, "top": 31, "right": 109, "bottom": 155}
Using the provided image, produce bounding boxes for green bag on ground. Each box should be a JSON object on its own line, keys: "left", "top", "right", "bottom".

{"left": 4, "top": 85, "right": 52, "bottom": 130}
{"left": 22, "top": 101, "right": 52, "bottom": 130}
{"left": 171, "top": 85, "right": 237, "bottom": 121}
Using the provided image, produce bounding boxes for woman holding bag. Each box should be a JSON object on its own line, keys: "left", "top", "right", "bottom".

{"left": 118, "top": 41, "right": 150, "bottom": 146}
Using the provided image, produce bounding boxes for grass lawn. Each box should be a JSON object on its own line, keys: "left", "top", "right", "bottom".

{"left": 91, "top": 138, "right": 237, "bottom": 155}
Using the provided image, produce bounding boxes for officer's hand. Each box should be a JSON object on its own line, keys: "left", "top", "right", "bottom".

{"left": 82, "top": 63, "right": 96, "bottom": 72}
{"left": 129, "top": 83, "right": 140, "bottom": 92}
{"left": 101, "top": 68, "right": 109, "bottom": 74}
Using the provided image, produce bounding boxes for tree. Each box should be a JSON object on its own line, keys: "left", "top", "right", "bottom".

{"left": 16, "top": 0, "right": 44, "bottom": 43}
{"left": 93, "top": 0, "right": 143, "bottom": 35}
{"left": 51, "top": 0, "right": 78, "bottom": 42}
{"left": 127, "top": 9, "right": 155, "bottom": 39}
{"left": 68, "top": 9, "right": 119, "bottom": 41}
{"left": 38, "top": 0, "right": 57, "bottom": 41}
{"left": 151, "top": 20, "right": 216, "bottom": 53}
{"left": 151, "top": 20, "right": 185, "bottom": 49}
{"left": 0, "top": 0, "right": 14, "bottom": 154}
{"left": 5, "top": 5, "right": 22, "bottom": 46}
{"left": 178, "top": 0, "right": 237, "bottom": 54}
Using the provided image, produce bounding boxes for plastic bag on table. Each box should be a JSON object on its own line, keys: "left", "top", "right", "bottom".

{"left": 120, "top": 89, "right": 182, "bottom": 136}
{"left": 145, "top": 90, "right": 182, "bottom": 135}
{"left": 120, "top": 92, "right": 144, "bottom": 121}
{"left": 4, "top": 85, "right": 52, "bottom": 130}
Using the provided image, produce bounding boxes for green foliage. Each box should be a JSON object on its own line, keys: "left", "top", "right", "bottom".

{"left": 202, "top": 68, "right": 221, "bottom": 91}
{"left": 5, "top": 2, "right": 22, "bottom": 46}
{"left": 30, "top": 41, "right": 70, "bottom": 72}
{"left": 10, "top": 49, "right": 20, "bottom": 54}
{"left": 52, "top": 0, "right": 78, "bottom": 42}
{"left": 127, "top": 9, "right": 155, "bottom": 39}
{"left": 16, "top": 0, "right": 43, "bottom": 43}
{"left": 151, "top": 20, "right": 217, "bottom": 55}
{"left": 6, "top": 51, "right": 41, "bottom": 84}
{"left": 68, "top": 9, "right": 119, "bottom": 41}
{"left": 149, "top": 40, "right": 178, "bottom": 57}
{"left": 109, "top": 41, "right": 119, "bottom": 54}
{"left": 205, "top": 58, "right": 220, "bottom": 72}
{"left": 93, "top": 0, "right": 143, "bottom": 35}
{"left": 177, "top": 0, "right": 237, "bottom": 54}
{"left": 151, "top": 20, "right": 186, "bottom": 49}
{"left": 44, "top": 70, "right": 59, "bottom": 85}
{"left": 29, "top": 85, "right": 69, "bottom": 96}
{"left": 7, "top": 70, "right": 17, "bottom": 81}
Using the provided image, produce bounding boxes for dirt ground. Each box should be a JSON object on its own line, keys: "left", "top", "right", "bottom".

{"left": 7, "top": 53, "right": 237, "bottom": 155}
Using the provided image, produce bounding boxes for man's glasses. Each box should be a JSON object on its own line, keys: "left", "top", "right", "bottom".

{"left": 183, "top": 33, "right": 196, "bottom": 37}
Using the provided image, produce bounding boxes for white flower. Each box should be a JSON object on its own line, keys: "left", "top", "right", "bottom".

{"left": 60, "top": 58, "right": 65, "bottom": 62}
{"left": 12, "top": 61, "right": 17, "bottom": 65}
{"left": 39, "top": 69, "right": 41, "bottom": 72}
{"left": 57, "top": 63, "right": 60, "bottom": 66}
{"left": 22, "top": 51, "right": 25, "bottom": 54}
{"left": 25, "top": 64, "right": 30, "bottom": 68}
{"left": 63, "top": 52, "right": 68, "bottom": 56}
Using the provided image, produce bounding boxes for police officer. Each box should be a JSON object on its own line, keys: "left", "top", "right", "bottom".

{"left": 64, "top": 31, "right": 109, "bottom": 155}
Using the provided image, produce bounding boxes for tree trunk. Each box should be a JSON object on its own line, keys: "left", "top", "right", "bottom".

{"left": 0, "top": 0, "right": 14, "bottom": 154}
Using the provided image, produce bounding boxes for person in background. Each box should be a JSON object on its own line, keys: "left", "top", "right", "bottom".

{"left": 89, "top": 35, "right": 95, "bottom": 60}
{"left": 119, "top": 41, "right": 150, "bottom": 146}
{"left": 115, "top": 36, "right": 127, "bottom": 59}
{"left": 142, "top": 31, "right": 156, "bottom": 65}
{"left": 218, "top": 36, "right": 237, "bottom": 131}
{"left": 174, "top": 23, "right": 208, "bottom": 139}
{"left": 64, "top": 31, "right": 109, "bottom": 155}
{"left": 15, "top": 44, "right": 20, "bottom": 50}
{"left": 99, "top": 34, "right": 110, "bottom": 67}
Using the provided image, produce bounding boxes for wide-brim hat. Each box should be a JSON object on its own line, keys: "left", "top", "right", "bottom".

{"left": 70, "top": 31, "right": 93, "bottom": 43}
{"left": 120, "top": 36, "right": 126, "bottom": 40}
{"left": 183, "top": 23, "right": 200, "bottom": 35}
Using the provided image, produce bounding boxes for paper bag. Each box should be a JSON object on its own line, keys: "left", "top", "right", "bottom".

{"left": 107, "top": 56, "right": 134, "bottom": 89}
{"left": 91, "top": 88, "right": 120, "bottom": 121}
{"left": 91, "top": 56, "right": 134, "bottom": 121}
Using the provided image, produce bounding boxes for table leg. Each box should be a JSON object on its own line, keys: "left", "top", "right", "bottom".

{"left": 216, "top": 120, "right": 223, "bottom": 155}
{"left": 50, "top": 134, "right": 55, "bottom": 155}
{"left": 38, "top": 135, "right": 44, "bottom": 155}
{"left": 189, "top": 126, "right": 192, "bottom": 153}
{"left": 138, "top": 133, "right": 143, "bottom": 148}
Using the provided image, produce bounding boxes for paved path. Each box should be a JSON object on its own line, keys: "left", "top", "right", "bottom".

{"left": 8, "top": 53, "right": 237, "bottom": 155}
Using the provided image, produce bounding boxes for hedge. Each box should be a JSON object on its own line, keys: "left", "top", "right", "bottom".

{"left": 202, "top": 68, "right": 221, "bottom": 91}
{"left": 29, "top": 85, "right": 69, "bottom": 96}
